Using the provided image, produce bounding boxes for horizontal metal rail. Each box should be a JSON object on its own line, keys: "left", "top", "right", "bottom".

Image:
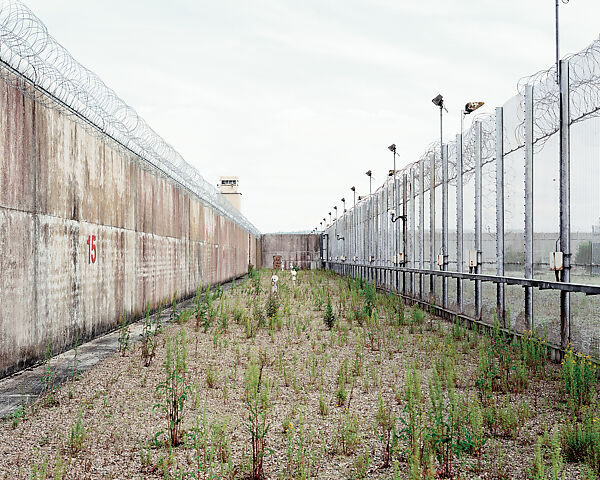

{"left": 325, "top": 261, "right": 600, "bottom": 296}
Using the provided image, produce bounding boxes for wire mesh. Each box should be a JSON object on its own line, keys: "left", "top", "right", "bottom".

{"left": 324, "top": 26, "right": 600, "bottom": 357}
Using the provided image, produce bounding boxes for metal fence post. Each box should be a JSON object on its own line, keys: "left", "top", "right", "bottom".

{"left": 419, "top": 160, "right": 425, "bottom": 300}
{"left": 442, "top": 143, "right": 449, "bottom": 308}
{"left": 524, "top": 85, "right": 534, "bottom": 330}
{"left": 496, "top": 107, "right": 506, "bottom": 326}
{"left": 430, "top": 154, "right": 436, "bottom": 302}
{"left": 475, "top": 121, "right": 483, "bottom": 320}
{"left": 456, "top": 133, "right": 463, "bottom": 313}
{"left": 402, "top": 174, "right": 407, "bottom": 296}
{"left": 410, "top": 168, "right": 416, "bottom": 295}
{"left": 395, "top": 173, "right": 400, "bottom": 292}
{"left": 559, "top": 59, "right": 571, "bottom": 349}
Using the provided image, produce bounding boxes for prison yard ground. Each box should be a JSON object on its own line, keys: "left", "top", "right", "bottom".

{"left": 1, "top": 270, "right": 599, "bottom": 480}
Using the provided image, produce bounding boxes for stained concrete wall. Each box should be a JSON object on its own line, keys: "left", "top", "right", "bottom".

{"left": 261, "top": 234, "right": 321, "bottom": 270}
{"left": 0, "top": 77, "right": 260, "bottom": 378}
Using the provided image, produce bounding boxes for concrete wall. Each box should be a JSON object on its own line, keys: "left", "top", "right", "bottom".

{"left": 0, "top": 77, "right": 259, "bottom": 378}
{"left": 261, "top": 234, "right": 321, "bottom": 270}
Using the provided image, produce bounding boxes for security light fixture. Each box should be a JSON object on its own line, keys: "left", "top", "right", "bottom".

{"left": 388, "top": 144, "right": 396, "bottom": 153}
{"left": 464, "top": 101, "right": 484, "bottom": 114}
{"left": 461, "top": 101, "right": 485, "bottom": 134}
{"left": 432, "top": 94, "right": 445, "bottom": 109}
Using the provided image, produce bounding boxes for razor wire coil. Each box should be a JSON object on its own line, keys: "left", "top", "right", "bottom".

{"left": 0, "top": 0, "right": 260, "bottom": 236}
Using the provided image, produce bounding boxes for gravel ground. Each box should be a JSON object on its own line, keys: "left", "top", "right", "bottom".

{"left": 0, "top": 269, "right": 595, "bottom": 479}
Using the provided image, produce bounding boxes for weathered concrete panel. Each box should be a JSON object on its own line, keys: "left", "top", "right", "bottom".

{"left": 0, "top": 75, "right": 259, "bottom": 379}
{"left": 261, "top": 234, "right": 321, "bottom": 270}
{"left": 0, "top": 209, "right": 36, "bottom": 374}
{"left": 0, "top": 84, "right": 35, "bottom": 212}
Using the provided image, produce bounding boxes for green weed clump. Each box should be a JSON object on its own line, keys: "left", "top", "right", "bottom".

{"left": 265, "top": 293, "right": 279, "bottom": 321}
{"left": 66, "top": 407, "right": 86, "bottom": 454}
{"left": 11, "top": 405, "right": 25, "bottom": 429}
{"left": 154, "top": 330, "right": 190, "bottom": 447}
{"left": 336, "top": 410, "right": 362, "bottom": 455}
{"left": 117, "top": 312, "right": 130, "bottom": 356}
{"left": 283, "top": 410, "right": 320, "bottom": 479}
{"left": 324, "top": 295, "right": 335, "bottom": 330}
{"left": 362, "top": 281, "right": 377, "bottom": 319}
{"left": 250, "top": 269, "right": 262, "bottom": 296}
{"left": 561, "top": 345, "right": 597, "bottom": 413}
{"left": 520, "top": 329, "right": 548, "bottom": 374}
{"left": 561, "top": 410, "right": 600, "bottom": 473}
{"left": 141, "top": 303, "right": 156, "bottom": 367}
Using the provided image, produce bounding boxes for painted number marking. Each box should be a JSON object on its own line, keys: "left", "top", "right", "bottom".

{"left": 87, "top": 235, "right": 97, "bottom": 264}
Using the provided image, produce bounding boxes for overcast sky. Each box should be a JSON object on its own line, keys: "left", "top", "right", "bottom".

{"left": 23, "top": 0, "right": 600, "bottom": 233}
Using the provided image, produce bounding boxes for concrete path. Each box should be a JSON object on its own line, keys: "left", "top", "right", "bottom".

{"left": 0, "top": 278, "right": 240, "bottom": 418}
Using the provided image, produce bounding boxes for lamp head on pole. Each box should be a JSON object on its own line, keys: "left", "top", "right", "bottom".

{"left": 464, "top": 101, "right": 484, "bottom": 114}
{"left": 350, "top": 186, "right": 355, "bottom": 192}
{"left": 388, "top": 144, "right": 396, "bottom": 153}
{"left": 432, "top": 93, "right": 448, "bottom": 112}
{"left": 366, "top": 170, "right": 372, "bottom": 177}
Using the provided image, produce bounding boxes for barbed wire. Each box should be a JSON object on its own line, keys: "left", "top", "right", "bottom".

{"left": 355, "top": 33, "right": 600, "bottom": 218}
{"left": 517, "top": 35, "right": 600, "bottom": 148}
{"left": 0, "top": 0, "right": 260, "bottom": 236}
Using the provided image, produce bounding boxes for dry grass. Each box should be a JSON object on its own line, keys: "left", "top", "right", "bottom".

{"left": 0, "top": 269, "right": 596, "bottom": 479}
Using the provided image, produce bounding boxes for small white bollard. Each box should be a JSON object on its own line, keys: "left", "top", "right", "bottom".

{"left": 291, "top": 269, "right": 297, "bottom": 285}
{"left": 271, "top": 274, "right": 279, "bottom": 294}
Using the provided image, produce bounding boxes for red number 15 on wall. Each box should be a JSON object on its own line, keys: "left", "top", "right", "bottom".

{"left": 87, "top": 235, "right": 97, "bottom": 264}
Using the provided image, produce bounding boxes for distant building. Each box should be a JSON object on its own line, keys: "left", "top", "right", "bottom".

{"left": 218, "top": 176, "right": 242, "bottom": 212}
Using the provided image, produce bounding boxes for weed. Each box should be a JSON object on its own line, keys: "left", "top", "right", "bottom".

{"left": 141, "top": 303, "right": 156, "bottom": 367}
{"left": 118, "top": 313, "right": 130, "bottom": 356}
{"left": 323, "top": 294, "right": 335, "bottom": 330}
{"left": 410, "top": 305, "right": 425, "bottom": 329}
{"left": 154, "top": 330, "right": 190, "bottom": 447}
{"left": 336, "top": 410, "right": 362, "bottom": 455}
{"left": 561, "top": 345, "right": 597, "bottom": 413}
{"left": 265, "top": 293, "right": 279, "bottom": 321}
{"left": 520, "top": 329, "right": 548, "bottom": 374}
{"left": 206, "top": 365, "right": 217, "bottom": 389}
{"left": 561, "top": 409, "right": 600, "bottom": 473}
{"left": 352, "top": 451, "right": 371, "bottom": 479}
{"left": 11, "top": 405, "right": 26, "bottom": 429}
{"left": 375, "top": 392, "right": 395, "bottom": 468}
{"left": 41, "top": 342, "right": 58, "bottom": 407}
{"left": 318, "top": 390, "right": 329, "bottom": 417}
{"left": 170, "top": 291, "right": 178, "bottom": 322}
{"left": 66, "top": 407, "right": 86, "bottom": 454}
{"left": 244, "top": 351, "right": 271, "bottom": 479}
